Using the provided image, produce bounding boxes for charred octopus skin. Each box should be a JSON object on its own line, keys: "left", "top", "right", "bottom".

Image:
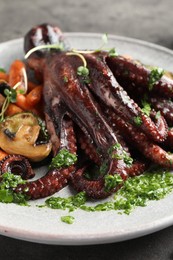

{"left": 4, "top": 23, "right": 173, "bottom": 200}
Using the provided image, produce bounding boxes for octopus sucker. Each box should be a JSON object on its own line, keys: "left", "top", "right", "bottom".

{"left": 0, "top": 155, "right": 35, "bottom": 180}
{"left": 2, "top": 23, "right": 173, "bottom": 201}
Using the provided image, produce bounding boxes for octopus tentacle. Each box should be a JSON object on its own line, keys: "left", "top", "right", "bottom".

{"left": 15, "top": 117, "right": 77, "bottom": 199}
{"left": 47, "top": 53, "right": 122, "bottom": 153}
{"left": 106, "top": 108, "right": 173, "bottom": 168}
{"left": 77, "top": 129, "right": 101, "bottom": 165}
{"left": 106, "top": 55, "right": 173, "bottom": 99}
{"left": 70, "top": 166, "right": 114, "bottom": 199}
{"left": 0, "top": 155, "right": 35, "bottom": 180}
{"left": 85, "top": 53, "right": 168, "bottom": 143}
{"left": 149, "top": 97, "right": 173, "bottom": 126}
{"left": 70, "top": 160, "right": 146, "bottom": 199}
{"left": 163, "top": 129, "right": 173, "bottom": 150}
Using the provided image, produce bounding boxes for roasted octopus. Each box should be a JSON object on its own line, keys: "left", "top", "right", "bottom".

{"left": 1, "top": 23, "right": 173, "bottom": 200}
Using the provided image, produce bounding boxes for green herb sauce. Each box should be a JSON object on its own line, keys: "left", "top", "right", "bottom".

{"left": 104, "top": 174, "right": 123, "bottom": 192}
{"left": 45, "top": 168, "right": 173, "bottom": 215}
{"left": 148, "top": 67, "right": 164, "bottom": 90}
{"left": 45, "top": 191, "right": 87, "bottom": 212}
{"left": 49, "top": 149, "right": 77, "bottom": 169}
{"left": 108, "top": 143, "right": 133, "bottom": 166}
{"left": 61, "top": 215, "right": 75, "bottom": 224}
{"left": 0, "top": 172, "right": 29, "bottom": 205}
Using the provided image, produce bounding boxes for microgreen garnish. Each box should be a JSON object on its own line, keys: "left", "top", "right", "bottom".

{"left": 148, "top": 67, "right": 164, "bottom": 90}
{"left": 98, "top": 33, "right": 108, "bottom": 50}
{"left": 0, "top": 82, "right": 21, "bottom": 122}
{"left": 66, "top": 52, "right": 87, "bottom": 67}
{"left": 108, "top": 48, "right": 118, "bottom": 57}
{"left": 104, "top": 174, "right": 123, "bottom": 192}
{"left": 24, "top": 43, "right": 65, "bottom": 59}
{"left": 20, "top": 67, "right": 28, "bottom": 94}
{"left": 70, "top": 34, "right": 118, "bottom": 57}
{"left": 66, "top": 52, "right": 91, "bottom": 83}
{"left": 49, "top": 149, "right": 77, "bottom": 169}
{"left": 77, "top": 66, "right": 89, "bottom": 77}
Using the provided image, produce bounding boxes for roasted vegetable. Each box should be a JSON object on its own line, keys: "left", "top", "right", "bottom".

{"left": 0, "top": 112, "right": 52, "bottom": 161}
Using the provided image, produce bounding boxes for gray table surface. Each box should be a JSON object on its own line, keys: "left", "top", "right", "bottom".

{"left": 1, "top": 0, "right": 173, "bottom": 259}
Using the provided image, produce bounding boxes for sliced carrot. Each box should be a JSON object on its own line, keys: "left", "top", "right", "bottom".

{"left": 16, "top": 94, "right": 31, "bottom": 110}
{"left": 8, "top": 60, "right": 27, "bottom": 92}
{"left": 5, "top": 103, "right": 23, "bottom": 116}
{"left": 0, "top": 94, "right": 5, "bottom": 109}
{"left": 26, "top": 85, "right": 42, "bottom": 107}
{"left": 0, "top": 149, "right": 8, "bottom": 161}
{"left": 0, "top": 72, "right": 9, "bottom": 81}
{"left": 28, "top": 81, "right": 38, "bottom": 92}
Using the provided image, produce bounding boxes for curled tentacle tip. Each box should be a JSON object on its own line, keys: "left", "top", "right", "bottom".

{"left": 0, "top": 154, "right": 35, "bottom": 180}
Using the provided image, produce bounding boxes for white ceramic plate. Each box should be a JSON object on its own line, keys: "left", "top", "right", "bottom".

{"left": 0, "top": 33, "right": 173, "bottom": 245}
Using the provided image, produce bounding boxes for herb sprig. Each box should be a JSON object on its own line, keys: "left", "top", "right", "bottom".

{"left": 0, "top": 82, "right": 21, "bottom": 122}
{"left": 24, "top": 43, "right": 65, "bottom": 59}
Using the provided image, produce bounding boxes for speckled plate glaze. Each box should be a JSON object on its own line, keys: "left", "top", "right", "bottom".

{"left": 0, "top": 34, "right": 173, "bottom": 245}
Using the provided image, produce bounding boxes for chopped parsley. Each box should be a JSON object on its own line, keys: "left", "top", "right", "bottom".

{"left": 141, "top": 99, "right": 151, "bottom": 117}
{"left": 108, "top": 143, "right": 133, "bottom": 166}
{"left": 99, "top": 161, "right": 109, "bottom": 175}
{"left": 45, "top": 191, "right": 87, "bottom": 212}
{"left": 42, "top": 168, "right": 173, "bottom": 215}
{"left": 49, "top": 149, "right": 77, "bottom": 169}
{"left": 134, "top": 116, "right": 142, "bottom": 126}
{"left": 104, "top": 174, "right": 123, "bottom": 192}
{"left": 0, "top": 172, "right": 28, "bottom": 205}
{"left": 61, "top": 215, "right": 75, "bottom": 224}
{"left": 148, "top": 67, "right": 164, "bottom": 90}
